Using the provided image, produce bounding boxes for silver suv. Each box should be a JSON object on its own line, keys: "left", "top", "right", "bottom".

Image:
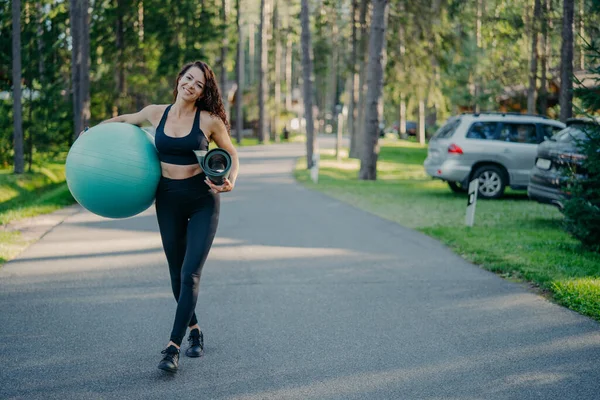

{"left": 424, "top": 113, "right": 565, "bottom": 199}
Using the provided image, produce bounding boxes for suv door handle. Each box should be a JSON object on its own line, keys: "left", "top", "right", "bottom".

{"left": 503, "top": 149, "right": 511, "bottom": 153}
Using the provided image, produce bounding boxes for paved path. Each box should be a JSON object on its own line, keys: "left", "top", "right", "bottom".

{"left": 1, "top": 140, "right": 599, "bottom": 400}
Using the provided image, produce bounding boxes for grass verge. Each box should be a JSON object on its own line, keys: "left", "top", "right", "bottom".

{"left": 295, "top": 140, "right": 600, "bottom": 321}
{"left": 0, "top": 163, "right": 75, "bottom": 265}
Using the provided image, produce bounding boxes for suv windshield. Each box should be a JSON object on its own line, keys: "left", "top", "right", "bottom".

{"left": 432, "top": 118, "right": 461, "bottom": 139}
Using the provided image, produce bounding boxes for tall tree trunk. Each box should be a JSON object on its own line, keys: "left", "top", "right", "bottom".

{"left": 235, "top": 0, "right": 244, "bottom": 144}
{"left": 25, "top": 3, "right": 33, "bottom": 172}
{"left": 248, "top": 23, "right": 255, "bottom": 85}
{"left": 347, "top": 0, "right": 358, "bottom": 156}
{"left": 137, "top": 0, "right": 144, "bottom": 43}
{"left": 69, "top": 0, "right": 82, "bottom": 141}
{"left": 524, "top": 0, "right": 531, "bottom": 53}
{"left": 356, "top": 0, "right": 369, "bottom": 158}
{"left": 351, "top": 0, "right": 368, "bottom": 159}
{"left": 12, "top": 0, "right": 24, "bottom": 174}
{"left": 418, "top": 98, "right": 425, "bottom": 145}
{"left": 80, "top": 0, "right": 90, "bottom": 130}
{"left": 266, "top": 0, "right": 273, "bottom": 140}
{"left": 538, "top": 0, "right": 549, "bottom": 114}
{"left": 473, "top": 0, "right": 482, "bottom": 113}
{"left": 221, "top": 0, "right": 229, "bottom": 111}
{"left": 399, "top": 94, "right": 406, "bottom": 135}
{"left": 398, "top": 2, "right": 406, "bottom": 137}
{"left": 300, "top": 0, "right": 316, "bottom": 169}
{"left": 359, "top": 0, "right": 388, "bottom": 180}
{"left": 527, "top": 0, "right": 541, "bottom": 114}
{"left": 578, "top": 0, "right": 584, "bottom": 70}
{"left": 258, "top": 0, "right": 268, "bottom": 142}
{"left": 36, "top": 2, "right": 46, "bottom": 171}
{"left": 273, "top": 0, "right": 281, "bottom": 142}
{"left": 559, "top": 0, "right": 574, "bottom": 122}
{"left": 284, "top": 3, "right": 293, "bottom": 111}
{"left": 36, "top": 3, "right": 45, "bottom": 78}
{"left": 327, "top": 8, "right": 339, "bottom": 125}
{"left": 115, "top": 0, "right": 125, "bottom": 115}
{"left": 27, "top": 71, "right": 33, "bottom": 172}
{"left": 426, "top": 0, "right": 441, "bottom": 132}
{"left": 135, "top": 0, "right": 146, "bottom": 110}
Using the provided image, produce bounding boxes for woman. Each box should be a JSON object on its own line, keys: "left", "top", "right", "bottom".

{"left": 96, "top": 61, "right": 239, "bottom": 373}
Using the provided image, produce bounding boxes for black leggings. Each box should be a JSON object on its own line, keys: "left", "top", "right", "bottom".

{"left": 155, "top": 173, "right": 220, "bottom": 346}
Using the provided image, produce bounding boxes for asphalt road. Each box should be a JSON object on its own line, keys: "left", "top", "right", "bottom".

{"left": 1, "top": 138, "right": 599, "bottom": 400}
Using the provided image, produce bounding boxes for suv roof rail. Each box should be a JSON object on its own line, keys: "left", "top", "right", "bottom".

{"left": 566, "top": 117, "right": 600, "bottom": 125}
{"left": 462, "top": 111, "right": 549, "bottom": 119}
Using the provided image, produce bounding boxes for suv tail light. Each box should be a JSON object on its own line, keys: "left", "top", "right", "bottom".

{"left": 558, "top": 153, "right": 587, "bottom": 164}
{"left": 448, "top": 144, "right": 463, "bottom": 154}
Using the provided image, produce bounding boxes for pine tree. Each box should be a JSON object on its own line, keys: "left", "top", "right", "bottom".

{"left": 300, "top": 0, "right": 316, "bottom": 169}
{"left": 12, "top": 0, "right": 24, "bottom": 173}
{"left": 359, "top": 0, "right": 389, "bottom": 180}
{"left": 561, "top": 38, "right": 600, "bottom": 252}
{"left": 559, "top": 0, "right": 575, "bottom": 122}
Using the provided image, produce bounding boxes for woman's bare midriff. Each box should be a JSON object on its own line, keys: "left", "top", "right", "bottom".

{"left": 160, "top": 162, "right": 203, "bottom": 179}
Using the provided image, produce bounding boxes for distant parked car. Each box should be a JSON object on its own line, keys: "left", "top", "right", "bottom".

{"left": 391, "top": 121, "right": 418, "bottom": 137}
{"left": 528, "top": 118, "right": 595, "bottom": 208}
{"left": 424, "top": 112, "right": 565, "bottom": 199}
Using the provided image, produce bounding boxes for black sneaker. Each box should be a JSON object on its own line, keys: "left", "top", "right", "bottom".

{"left": 185, "top": 329, "right": 204, "bottom": 358}
{"left": 158, "top": 345, "right": 180, "bottom": 373}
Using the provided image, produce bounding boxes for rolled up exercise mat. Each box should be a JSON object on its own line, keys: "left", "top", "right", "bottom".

{"left": 194, "top": 148, "right": 232, "bottom": 185}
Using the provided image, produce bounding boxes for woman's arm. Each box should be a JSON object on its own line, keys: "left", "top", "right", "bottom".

{"left": 205, "top": 116, "right": 239, "bottom": 193}
{"left": 99, "top": 105, "right": 159, "bottom": 126}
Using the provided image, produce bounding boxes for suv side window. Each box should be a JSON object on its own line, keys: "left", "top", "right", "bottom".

{"left": 466, "top": 122, "right": 499, "bottom": 140}
{"left": 433, "top": 118, "right": 461, "bottom": 139}
{"left": 498, "top": 123, "right": 538, "bottom": 144}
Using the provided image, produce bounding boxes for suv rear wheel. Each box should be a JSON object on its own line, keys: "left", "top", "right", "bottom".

{"left": 472, "top": 165, "right": 506, "bottom": 199}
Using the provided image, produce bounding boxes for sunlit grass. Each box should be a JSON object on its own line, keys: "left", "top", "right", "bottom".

{"left": 553, "top": 279, "right": 600, "bottom": 317}
{"left": 295, "top": 139, "right": 600, "bottom": 321}
{"left": 0, "top": 230, "right": 31, "bottom": 265}
{"left": 0, "top": 163, "right": 73, "bottom": 223}
{"left": 0, "top": 163, "right": 76, "bottom": 267}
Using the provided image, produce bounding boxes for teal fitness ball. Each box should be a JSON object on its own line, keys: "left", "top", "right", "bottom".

{"left": 65, "top": 122, "right": 161, "bottom": 219}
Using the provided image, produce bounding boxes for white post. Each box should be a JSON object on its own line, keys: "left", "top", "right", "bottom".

{"left": 310, "top": 152, "right": 319, "bottom": 184}
{"left": 465, "top": 179, "right": 479, "bottom": 227}
{"left": 336, "top": 112, "right": 343, "bottom": 161}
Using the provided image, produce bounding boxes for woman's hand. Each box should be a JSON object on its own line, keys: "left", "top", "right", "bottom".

{"left": 204, "top": 177, "right": 234, "bottom": 194}
{"left": 77, "top": 127, "right": 90, "bottom": 137}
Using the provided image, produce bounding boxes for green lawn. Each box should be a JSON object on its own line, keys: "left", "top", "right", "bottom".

{"left": 295, "top": 140, "right": 600, "bottom": 321}
{"left": 0, "top": 230, "right": 30, "bottom": 265}
{"left": 0, "top": 163, "right": 75, "bottom": 224}
{"left": 0, "top": 163, "right": 76, "bottom": 265}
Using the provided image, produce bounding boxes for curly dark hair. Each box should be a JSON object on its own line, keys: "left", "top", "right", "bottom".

{"left": 172, "top": 61, "right": 230, "bottom": 134}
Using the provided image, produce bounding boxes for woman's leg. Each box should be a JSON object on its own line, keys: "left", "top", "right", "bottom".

{"left": 155, "top": 195, "right": 200, "bottom": 335}
{"left": 169, "top": 194, "right": 220, "bottom": 346}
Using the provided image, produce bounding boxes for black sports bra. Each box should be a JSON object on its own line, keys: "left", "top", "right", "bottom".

{"left": 155, "top": 105, "right": 209, "bottom": 165}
